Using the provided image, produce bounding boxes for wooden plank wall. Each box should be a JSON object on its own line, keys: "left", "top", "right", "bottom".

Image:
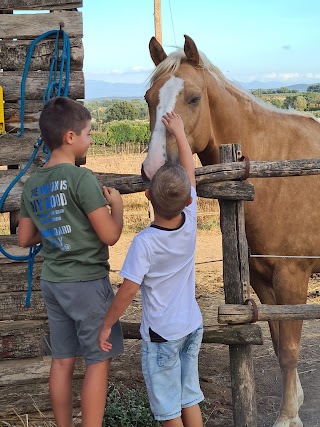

{"left": 0, "top": 0, "right": 84, "bottom": 166}
{"left": 0, "top": 1, "right": 84, "bottom": 423}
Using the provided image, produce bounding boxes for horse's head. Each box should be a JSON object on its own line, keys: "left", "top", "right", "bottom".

{"left": 142, "top": 35, "right": 216, "bottom": 180}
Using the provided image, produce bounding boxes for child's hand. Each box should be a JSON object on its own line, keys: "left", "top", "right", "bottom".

{"left": 98, "top": 325, "right": 113, "bottom": 352}
{"left": 162, "top": 111, "right": 185, "bottom": 139}
{"left": 102, "top": 186, "right": 122, "bottom": 207}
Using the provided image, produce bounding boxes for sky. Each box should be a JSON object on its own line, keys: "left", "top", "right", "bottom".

{"left": 80, "top": 0, "right": 320, "bottom": 87}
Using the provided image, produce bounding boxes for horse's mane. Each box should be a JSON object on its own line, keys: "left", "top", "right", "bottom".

{"left": 149, "top": 48, "right": 320, "bottom": 123}
{"left": 149, "top": 48, "right": 225, "bottom": 84}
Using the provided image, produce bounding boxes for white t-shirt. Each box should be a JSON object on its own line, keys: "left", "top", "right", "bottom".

{"left": 120, "top": 186, "right": 202, "bottom": 341}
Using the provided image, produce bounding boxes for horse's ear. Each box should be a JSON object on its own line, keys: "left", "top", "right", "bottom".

{"left": 149, "top": 36, "right": 167, "bottom": 66}
{"left": 184, "top": 35, "right": 200, "bottom": 66}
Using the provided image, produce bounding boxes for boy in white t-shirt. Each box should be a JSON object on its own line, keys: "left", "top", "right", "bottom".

{"left": 98, "top": 111, "right": 204, "bottom": 427}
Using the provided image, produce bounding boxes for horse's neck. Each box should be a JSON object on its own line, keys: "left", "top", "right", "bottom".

{"left": 206, "top": 76, "right": 320, "bottom": 161}
{"left": 206, "top": 79, "right": 262, "bottom": 158}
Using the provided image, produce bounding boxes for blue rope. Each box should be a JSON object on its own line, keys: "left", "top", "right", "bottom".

{"left": 26, "top": 245, "right": 37, "bottom": 308}
{"left": 0, "top": 137, "right": 43, "bottom": 261}
{"left": 19, "top": 29, "right": 71, "bottom": 137}
{"left": 0, "top": 28, "right": 71, "bottom": 306}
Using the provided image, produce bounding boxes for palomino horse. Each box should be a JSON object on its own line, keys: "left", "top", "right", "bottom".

{"left": 142, "top": 35, "right": 320, "bottom": 427}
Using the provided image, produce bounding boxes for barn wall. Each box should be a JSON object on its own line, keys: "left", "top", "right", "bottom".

{"left": 0, "top": 1, "right": 85, "bottom": 423}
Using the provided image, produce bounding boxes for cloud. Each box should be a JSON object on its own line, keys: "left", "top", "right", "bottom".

{"left": 231, "top": 71, "right": 320, "bottom": 84}
{"left": 281, "top": 45, "right": 291, "bottom": 50}
{"left": 84, "top": 66, "right": 154, "bottom": 76}
{"left": 264, "top": 72, "right": 300, "bottom": 81}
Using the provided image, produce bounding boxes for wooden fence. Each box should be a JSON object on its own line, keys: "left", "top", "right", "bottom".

{"left": 3, "top": 135, "right": 320, "bottom": 426}
{"left": 2, "top": 3, "right": 320, "bottom": 426}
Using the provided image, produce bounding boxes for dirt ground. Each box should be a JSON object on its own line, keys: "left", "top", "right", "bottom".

{"left": 107, "top": 230, "right": 320, "bottom": 427}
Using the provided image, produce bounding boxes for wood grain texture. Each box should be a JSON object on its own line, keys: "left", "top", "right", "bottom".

{"left": 0, "top": 11, "right": 83, "bottom": 39}
{"left": 0, "top": 0, "right": 82, "bottom": 10}
{"left": 0, "top": 37, "right": 83, "bottom": 71}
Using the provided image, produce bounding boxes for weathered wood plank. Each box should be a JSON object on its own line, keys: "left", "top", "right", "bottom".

{"left": 0, "top": 170, "right": 29, "bottom": 213}
{"left": 0, "top": 248, "right": 42, "bottom": 293}
{"left": 120, "top": 321, "right": 263, "bottom": 345}
{"left": 0, "top": 170, "right": 255, "bottom": 213}
{"left": 0, "top": 11, "right": 83, "bottom": 39}
{"left": 0, "top": 355, "right": 84, "bottom": 386}
{"left": 197, "top": 181, "right": 254, "bottom": 201}
{"left": 0, "top": 37, "right": 83, "bottom": 71}
{"left": 218, "top": 303, "right": 320, "bottom": 324}
{"left": 0, "top": 235, "right": 18, "bottom": 246}
{"left": 0, "top": 320, "right": 263, "bottom": 362}
{"left": 0, "top": 291, "right": 46, "bottom": 320}
{"left": 196, "top": 157, "right": 320, "bottom": 183}
{"left": 0, "top": 356, "right": 84, "bottom": 416}
{"left": 0, "top": 133, "right": 85, "bottom": 166}
{"left": 0, "top": 380, "right": 81, "bottom": 415}
{"left": 1, "top": 70, "right": 84, "bottom": 102}
{"left": 0, "top": 320, "right": 49, "bottom": 360}
{"left": 0, "top": 0, "right": 82, "bottom": 10}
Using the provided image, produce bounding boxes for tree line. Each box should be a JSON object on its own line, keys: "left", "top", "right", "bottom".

{"left": 251, "top": 84, "right": 320, "bottom": 116}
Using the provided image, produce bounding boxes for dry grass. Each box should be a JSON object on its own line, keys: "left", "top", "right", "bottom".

{"left": 0, "top": 212, "right": 10, "bottom": 235}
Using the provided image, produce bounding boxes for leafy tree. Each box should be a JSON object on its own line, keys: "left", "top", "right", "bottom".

{"left": 307, "top": 84, "right": 320, "bottom": 92}
{"left": 267, "top": 98, "right": 284, "bottom": 109}
{"left": 91, "top": 121, "right": 150, "bottom": 146}
{"left": 283, "top": 95, "right": 307, "bottom": 111}
{"left": 131, "top": 99, "right": 149, "bottom": 119}
{"left": 104, "top": 101, "right": 139, "bottom": 122}
{"left": 293, "top": 95, "right": 307, "bottom": 111}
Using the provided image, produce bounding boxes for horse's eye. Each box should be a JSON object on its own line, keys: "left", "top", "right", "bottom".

{"left": 188, "top": 96, "right": 201, "bottom": 106}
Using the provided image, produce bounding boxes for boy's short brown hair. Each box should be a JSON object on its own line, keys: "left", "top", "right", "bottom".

{"left": 39, "top": 97, "right": 91, "bottom": 152}
{"left": 149, "top": 163, "right": 191, "bottom": 220}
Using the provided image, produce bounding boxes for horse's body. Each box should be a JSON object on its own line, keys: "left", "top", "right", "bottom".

{"left": 142, "top": 35, "right": 320, "bottom": 427}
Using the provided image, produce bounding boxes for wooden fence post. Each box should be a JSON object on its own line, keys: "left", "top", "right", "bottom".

{"left": 219, "top": 144, "right": 257, "bottom": 427}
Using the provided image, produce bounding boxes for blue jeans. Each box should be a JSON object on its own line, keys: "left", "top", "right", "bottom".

{"left": 141, "top": 324, "right": 204, "bottom": 421}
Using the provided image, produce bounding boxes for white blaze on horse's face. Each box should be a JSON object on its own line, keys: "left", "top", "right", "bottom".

{"left": 142, "top": 76, "right": 184, "bottom": 180}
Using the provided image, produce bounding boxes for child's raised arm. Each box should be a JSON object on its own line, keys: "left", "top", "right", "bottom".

{"left": 162, "top": 111, "right": 196, "bottom": 188}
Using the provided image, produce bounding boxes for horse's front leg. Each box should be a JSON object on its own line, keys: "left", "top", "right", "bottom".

{"left": 272, "top": 265, "right": 308, "bottom": 427}
{"left": 272, "top": 319, "right": 304, "bottom": 427}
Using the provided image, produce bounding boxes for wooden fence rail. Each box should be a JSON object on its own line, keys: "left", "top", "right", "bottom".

{"left": 219, "top": 303, "right": 320, "bottom": 324}
{"left": 3, "top": 157, "right": 320, "bottom": 213}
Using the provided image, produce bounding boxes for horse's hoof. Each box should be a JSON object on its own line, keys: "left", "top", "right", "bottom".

{"left": 272, "top": 415, "right": 303, "bottom": 427}
{"left": 290, "top": 416, "right": 303, "bottom": 427}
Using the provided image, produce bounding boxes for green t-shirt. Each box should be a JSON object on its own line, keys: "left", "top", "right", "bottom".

{"left": 20, "top": 163, "right": 110, "bottom": 282}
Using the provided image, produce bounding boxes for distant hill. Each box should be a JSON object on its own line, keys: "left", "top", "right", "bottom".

{"left": 285, "top": 83, "right": 313, "bottom": 92}
{"left": 84, "top": 79, "right": 319, "bottom": 100}
{"left": 238, "top": 81, "right": 315, "bottom": 92}
{"left": 85, "top": 80, "right": 147, "bottom": 100}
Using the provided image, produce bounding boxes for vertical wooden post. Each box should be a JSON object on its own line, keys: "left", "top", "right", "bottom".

{"left": 154, "top": 0, "right": 162, "bottom": 44}
{"left": 219, "top": 144, "right": 257, "bottom": 427}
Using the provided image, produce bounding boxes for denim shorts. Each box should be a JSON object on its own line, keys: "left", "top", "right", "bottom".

{"left": 141, "top": 325, "right": 204, "bottom": 421}
{"left": 41, "top": 276, "right": 124, "bottom": 365}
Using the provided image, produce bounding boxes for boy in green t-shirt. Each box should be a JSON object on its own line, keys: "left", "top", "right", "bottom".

{"left": 18, "top": 96, "right": 124, "bottom": 427}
